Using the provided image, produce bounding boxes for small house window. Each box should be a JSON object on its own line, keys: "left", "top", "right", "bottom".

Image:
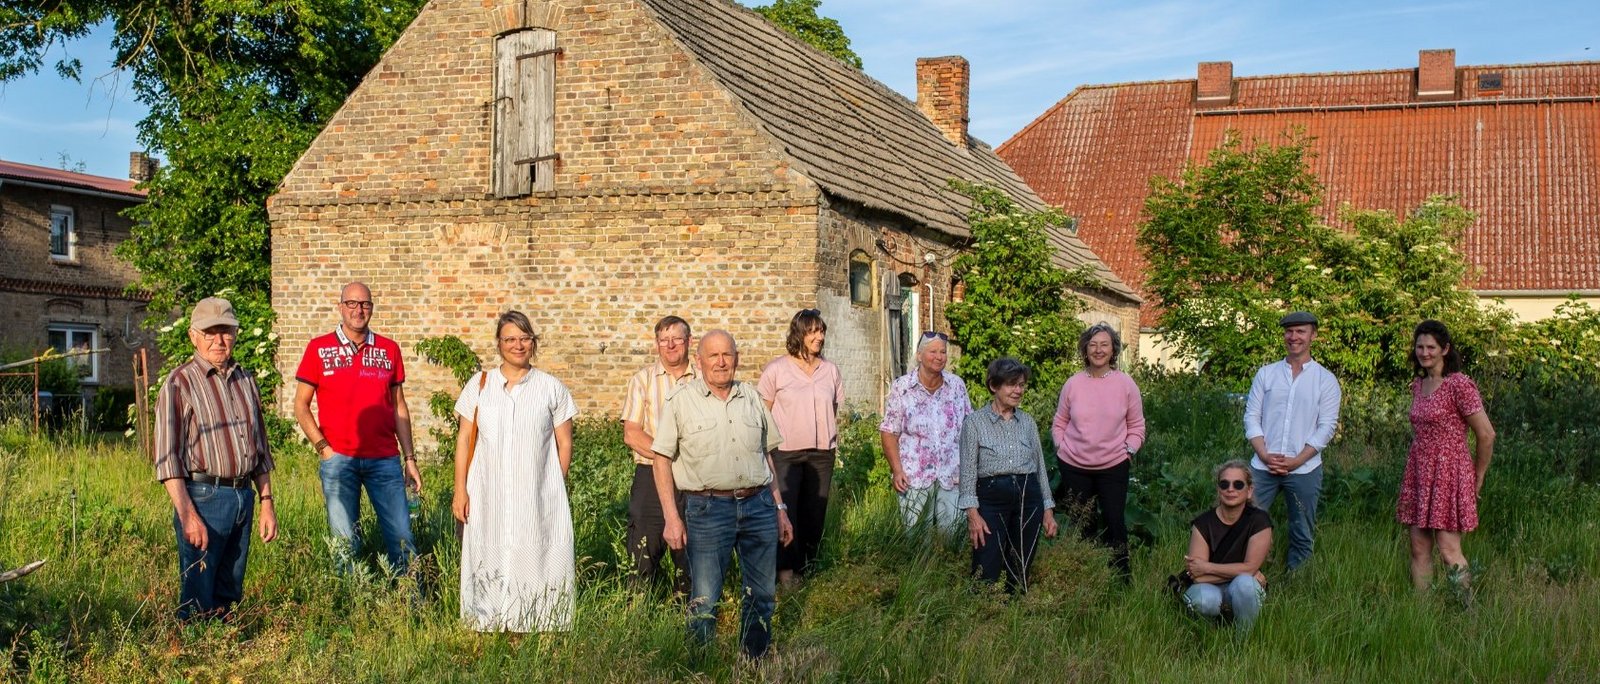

{"left": 848, "top": 251, "right": 874, "bottom": 306}
{"left": 493, "top": 28, "right": 559, "bottom": 197}
{"left": 48, "top": 324, "right": 98, "bottom": 384}
{"left": 50, "top": 206, "right": 75, "bottom": 260}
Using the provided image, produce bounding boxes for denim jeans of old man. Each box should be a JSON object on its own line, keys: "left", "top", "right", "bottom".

{"left": 319, "top": 453, "right": 415, "bottom": 574}
{"left": 173, "top": 482, "right": 254, "bottom": 622}
{"left": 684, "top": 487, "right": 779, "bottom": 659}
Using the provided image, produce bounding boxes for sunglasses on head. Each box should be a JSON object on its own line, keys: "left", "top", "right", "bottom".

{"left": 798, "top": 308, "right": 821, "bottom": 317}
{"left": 1217, "top": 479, "right": 1248, "bottom": 491}
{"left": 920, "top": 331, "right": 948, "bottom": 342}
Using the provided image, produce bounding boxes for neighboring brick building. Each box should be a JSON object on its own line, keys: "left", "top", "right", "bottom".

{"left": 0, "top": 155, "right": 158, "bottom": 393}
{"left": 267, "top": 0, "right": 1138, "bottom": 433}
{"left": 999, "top": 51, "right": 1600, "bottom": 363}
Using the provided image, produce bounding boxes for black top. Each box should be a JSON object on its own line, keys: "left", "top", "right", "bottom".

{"left": 1191, "top": 506, "right": 1272, "bottom": 566}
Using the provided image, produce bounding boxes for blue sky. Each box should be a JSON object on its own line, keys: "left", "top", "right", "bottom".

{"left": 1, "top": 0, "right": 1594, "bottom": 180}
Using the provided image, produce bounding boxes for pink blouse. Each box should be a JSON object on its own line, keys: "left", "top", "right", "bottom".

{"left": 757, "top": 356, "right": 844, "bottom": 451}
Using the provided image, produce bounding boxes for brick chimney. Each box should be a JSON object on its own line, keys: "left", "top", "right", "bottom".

{"left": 916, "top": 56, "right": 969, "bottom": 148}
{"left": 1196, "top": 61, "right": 1234, "bottom": 106}
{"left": 129, "top": 152, "right": 158, "bottom": 182}
{"left": 1416, "top": 49, "right": 1457, "bottom": 100}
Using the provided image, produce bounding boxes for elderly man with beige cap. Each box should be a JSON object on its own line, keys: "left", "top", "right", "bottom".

{"left": 153, "top": 297, "right": 278, "bottom": 622}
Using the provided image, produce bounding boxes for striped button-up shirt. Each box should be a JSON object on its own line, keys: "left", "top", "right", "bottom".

{"left": 620, "top": 360, "right": 700, "bottom": 465}
{"left": 958, "top": 405, "right": 1055, "bottom": 511}
{"left": 154, "top": 354, "right": 275, "bottom": 482}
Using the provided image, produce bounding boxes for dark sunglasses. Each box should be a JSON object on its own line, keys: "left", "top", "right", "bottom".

{"left": 920, "top": 331, "right": 949, "bottom": 342}
{"left": 1217, "top": 479, "right": 1248, "bottom": 491}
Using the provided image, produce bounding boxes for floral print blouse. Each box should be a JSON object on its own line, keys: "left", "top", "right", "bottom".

{"left": 879, "top": 370, "right": 973, "bottom": 491}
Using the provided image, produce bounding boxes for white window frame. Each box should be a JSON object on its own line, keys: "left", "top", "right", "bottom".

{"left": 49, "top": 205, "right": 76, "bottom": 261}
{"left": 47, "top": 323, "right": 99, "bottom": 384}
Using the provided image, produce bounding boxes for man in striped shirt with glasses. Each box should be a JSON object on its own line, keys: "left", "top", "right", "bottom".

{"left": 153, "top": 297, "right": 278, "bottom": 622}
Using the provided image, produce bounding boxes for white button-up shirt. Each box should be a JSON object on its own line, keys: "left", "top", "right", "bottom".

{"left": 1243, "top": 358, "right": 1342, "bottom": 475}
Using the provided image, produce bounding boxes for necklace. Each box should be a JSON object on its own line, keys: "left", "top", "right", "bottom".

{"left": 1087, "top": 367, "right": 1113, "bottom": 379}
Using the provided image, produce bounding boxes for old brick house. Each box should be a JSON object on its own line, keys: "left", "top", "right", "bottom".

{"left": 0, "top": 155, "right": 158, "bottom": 395}
{"left": 267, "top": 0, "right": 1138, "bottom": 431}
{"left": 999, "top": 51, "right": 1600, "bottom": 363}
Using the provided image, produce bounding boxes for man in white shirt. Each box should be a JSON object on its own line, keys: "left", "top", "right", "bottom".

{"left": 1243, "top": 311, "right": 1342, "bottom": 571}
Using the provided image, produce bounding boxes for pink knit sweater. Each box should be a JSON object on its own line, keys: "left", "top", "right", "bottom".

{"left": 1050, "top": 370, "right": 1146, "bottom": 470}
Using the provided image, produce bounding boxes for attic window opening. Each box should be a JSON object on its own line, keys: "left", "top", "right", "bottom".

{"left": 493, "top": 28, "right": 558, "bottom": 197}
{"left": 1477, "top": 73, "right": 1503, "bottom": 91}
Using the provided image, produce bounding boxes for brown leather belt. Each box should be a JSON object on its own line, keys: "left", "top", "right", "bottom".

{"left": 189, "top": 472, "right": 252, "bottom": 489}
{"left": 686, "top": 486, "right": 763, "bottom": 499}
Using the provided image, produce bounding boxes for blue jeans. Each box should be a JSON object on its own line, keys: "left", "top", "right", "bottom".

{"left": 971, "top": 474, "right": 1045, "bottom": 593}
{"left": 174, "top": 482, "right": 254, "bottom": 621}
{"left": 1251, "top": 465, "right": 1323, "bottom": 570}
{"left": 684, "top": 487, "right": 779, "bottom": 659}
{"left": 1184, "top": 575, "right": 1264, "bottom": 633}
{"left": 319, "top": 453, "right": 415, "bottom": 574}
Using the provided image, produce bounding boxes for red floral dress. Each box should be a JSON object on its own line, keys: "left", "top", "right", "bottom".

{"left": 1397, "top": 373, "right": 1485, "bottom": 531}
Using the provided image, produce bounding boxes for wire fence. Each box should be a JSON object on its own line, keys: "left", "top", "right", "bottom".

{"left": 0, "top": 369, "right": 40, "bottom": 430}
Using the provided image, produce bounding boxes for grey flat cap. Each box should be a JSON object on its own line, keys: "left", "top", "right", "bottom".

{"left": 190, "top": 297, "right": 240, "bottom": 330}
{"left": 1279, "top": 311, "right": 1318, "bottom": 328}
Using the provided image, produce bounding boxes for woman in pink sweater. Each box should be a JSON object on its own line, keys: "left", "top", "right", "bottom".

{"left": 1050, "top": 323, "right": 1145, "bottom": 580}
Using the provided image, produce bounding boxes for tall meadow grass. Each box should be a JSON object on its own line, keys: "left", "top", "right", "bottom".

{"left": 1, "top": 374, "right": 1596, "bottom": 682}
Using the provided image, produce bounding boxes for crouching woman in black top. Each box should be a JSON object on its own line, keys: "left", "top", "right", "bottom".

{"left": 1182, "top": 459, "right": 1272, "bottom": 633}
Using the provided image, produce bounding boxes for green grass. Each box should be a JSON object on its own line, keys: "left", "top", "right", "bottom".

{"left": 1, "top": 375, "right": 1597, "bottom": 682}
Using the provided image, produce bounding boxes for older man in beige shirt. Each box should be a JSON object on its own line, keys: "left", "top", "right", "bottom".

{"left": 652, "top": 330, "right": 791, "bottom": 661}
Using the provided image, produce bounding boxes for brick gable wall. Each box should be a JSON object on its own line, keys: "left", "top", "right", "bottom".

{"left": 269, "top": 0, "right": 836, "bottom": 442}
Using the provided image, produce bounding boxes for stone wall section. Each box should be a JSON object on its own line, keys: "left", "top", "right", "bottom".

{"left": 815, "top": 199, "right": 959, "bottom": 411}
{"left": 272, "top": 192, "right": 823, "bottom": 448}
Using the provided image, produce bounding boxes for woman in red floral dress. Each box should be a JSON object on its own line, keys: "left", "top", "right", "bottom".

{"left": 1397, "top": 320, "right": 1496, "bottom": 590}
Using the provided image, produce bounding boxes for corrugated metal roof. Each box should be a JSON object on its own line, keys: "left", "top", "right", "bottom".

{"left": 0, "top": 159, "right": 145, "bottom": 199}
{"left": 641, "top": 0, "right": 1138, "bottom": 303}
{"left": 1000, "top": 59, "right": 1600, "bottom": 326}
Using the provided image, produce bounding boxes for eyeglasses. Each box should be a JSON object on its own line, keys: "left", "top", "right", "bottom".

{"left": 656, "top": 336, "right": 688, "bottom": 347}
{"left": 1216, "top": 479, "right": 1248, "bottom": 491}
{"left": 920, "top": 331, "right": 949, "bottom": 342}
{"left": 498, "top": 335, "right": 536, "bottom": 345}
{"left": 341, "top": 300, "right": 374, "bottom": 310}
{"left": 197, "top": 329, "right": 237, "bottom": 341}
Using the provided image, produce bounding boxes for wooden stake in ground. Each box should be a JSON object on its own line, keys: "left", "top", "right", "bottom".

{"left": 0, "top": 559, "right": 46, "bottom": 584}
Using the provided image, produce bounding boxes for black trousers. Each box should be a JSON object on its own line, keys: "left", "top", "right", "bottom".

{"left": 772, "top": 448, "right": 834, "bottom": 575}
{"left": 627, "top": 463, "right": 689, "bottom": 594}
{"left": 971, "top": 473, "right": 1045, "bottom": 593}
{"left": 1056, "top": 459, "right": 1132, "bottom": 578}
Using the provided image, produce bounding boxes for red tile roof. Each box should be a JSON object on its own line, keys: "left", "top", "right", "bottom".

{"left": 999, "top": 59, "right": 1600, "bottom": 327}
{"left": 0, "top": 159, "right": 145, "bottom": 199}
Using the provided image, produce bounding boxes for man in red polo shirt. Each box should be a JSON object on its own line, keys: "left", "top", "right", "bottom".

{"left": 293, "top": 281, "right": 422, "bottom": 575}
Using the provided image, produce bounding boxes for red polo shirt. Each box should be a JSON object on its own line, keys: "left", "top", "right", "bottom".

{"left": 295, "top": 328, "right": 406, "bottom": 458}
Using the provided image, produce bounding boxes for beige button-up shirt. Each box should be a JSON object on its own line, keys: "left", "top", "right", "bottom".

{"left": 619, "top": 360, "right": 700, "bottom": 465}
{"left": 651, "top": 378, "right": 783, "bottom": 492}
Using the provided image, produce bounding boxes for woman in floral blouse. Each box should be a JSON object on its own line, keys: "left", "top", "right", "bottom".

{"left": 880, "top": 332, "right": 973, "bottom": 532}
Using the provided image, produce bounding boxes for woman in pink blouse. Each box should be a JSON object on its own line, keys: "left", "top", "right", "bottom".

{"left": 1050, "top": 323, "right": 1145, "bottom": 580}
{"left": 758, "top": 309, "right": 844, "bottom": 585}
{"left": 1398, "top": 319, "right": 1495, "bottom": 591}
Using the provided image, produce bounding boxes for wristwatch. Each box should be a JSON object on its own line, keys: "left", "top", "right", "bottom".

{"left": 776, "top": 503, "right": 789, "bottom": 511}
